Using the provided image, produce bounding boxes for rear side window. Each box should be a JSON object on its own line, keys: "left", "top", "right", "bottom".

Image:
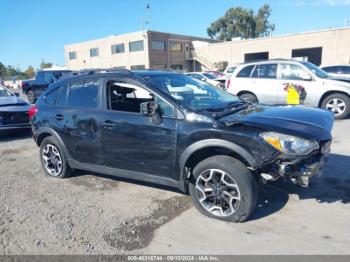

{"left": 339, "top": 66, "right": 350, "bottom": 74}
{"left": 251, "top": 64, "right": 277, "bottom": 79}
{"left": 236, "top": 65, "right": 254, "bottom": 78}
{"left": 55, "top": 85, "right": 68, "bottom": 107}
{"left": 322, "top": 66, "right": 338, "bottom": 73}
{"left": 67, "top": 80, "right": 100, "bottom": 109}
{"left": 45, "top": 88, "right": 60, "bottom": 105}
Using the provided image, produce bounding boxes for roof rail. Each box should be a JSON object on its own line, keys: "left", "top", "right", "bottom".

{"left": 60, "top": 68, "right": 132, "bottom": 80}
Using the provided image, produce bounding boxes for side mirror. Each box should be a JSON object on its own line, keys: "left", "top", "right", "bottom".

{"left": 140, "top": 101, "right": 158, "bottom": 116}
{"left": 14, "top": 92, "right": 20, "bottom": 97}
{"left": 301, "top": 74, "right": 312, "bottom": 81}
{"left": 201, "top": 77, "right": 207, "bottom": 82}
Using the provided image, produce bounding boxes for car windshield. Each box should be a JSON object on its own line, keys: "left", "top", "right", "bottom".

{"left": 301, "top": 62, "right": 329, "bottom": 78}
{"left": 0, "top": 86, "right": 13, "bottom": 97}
{"left": 203, "top": 73, "right": 217, "bottom": 79}
{"left": 144, "top": 74, "right": 241, "bottom": 111}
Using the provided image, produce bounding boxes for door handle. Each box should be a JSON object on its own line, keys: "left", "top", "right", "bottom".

{"left": 55, "top": 114, "right": 64, "bottom": 121}
{"left": 103, "top": 121, "right": 116, "bottom": 129}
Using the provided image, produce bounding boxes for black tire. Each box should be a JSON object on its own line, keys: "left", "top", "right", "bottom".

{"left": 39, "top": 136, "right": 72, "bottom": 178}
{"left": 189, "top": 156, "right": 257, "bottom": 222}
{"left": 239, "top": 93, "right": 258, "bottom": 103}
{"left": 321, "top": 93, "right": 350, "bottom": 120}
{"left": 27, "top": 90, "right": 36, "bottom": 104}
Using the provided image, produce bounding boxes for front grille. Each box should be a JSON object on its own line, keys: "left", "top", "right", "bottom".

{"left": 0, "top": 111, "right": 29, "bottom": 125}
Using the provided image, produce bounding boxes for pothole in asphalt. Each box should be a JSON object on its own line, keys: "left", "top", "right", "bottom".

{"left": 103, "top": 195, "right": 192, "bottom": 251}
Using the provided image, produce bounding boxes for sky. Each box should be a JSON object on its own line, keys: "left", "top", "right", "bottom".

{"left": 0, "top": 0, "right": 349, "bottom": 70}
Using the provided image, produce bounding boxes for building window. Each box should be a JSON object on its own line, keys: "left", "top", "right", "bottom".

{"left": 69, "top": 51, "right": 77, "bottom": 60}
{"left": 170, "top": 64, "right": 183, "bottom": 70}
{"left": 169, "top": 41, "right": 182, "bottom": 52}
{"left": 89, "top": 48, "right": 99, "bottom": 57}
{"left": 130, "top": 65, "right": 145, "bottom": 70}
{"left": 129, "top": 40, "right": 144, "bottom": 52}
{"left": 111, "top": 44, "right": 125, "bottom": 54}
{"left": 151, "top": 40, "right": 166, "bottom": 51}
{"left": 151, "top": 64, "right": 167, "bottom": 69}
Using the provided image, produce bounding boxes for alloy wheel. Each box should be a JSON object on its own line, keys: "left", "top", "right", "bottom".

{"left": 195, "top": 169, "right": 241, "bottom": 217}
{"left": 42, "top": 144, "right": 63, "bottom": 177}
{"left": 326, "top": 98, "right": 346, "bottom": 116}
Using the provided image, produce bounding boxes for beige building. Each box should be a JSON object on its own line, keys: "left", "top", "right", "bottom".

{"left": 64, "top": 30, "right": 217, "bottom": 71}
{"left": 65, "top": 27, "right": 350, "bottom": 72}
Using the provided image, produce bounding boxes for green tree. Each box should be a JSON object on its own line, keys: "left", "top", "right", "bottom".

{"left": 40, "top": 61, "right": 52, "bottom": 69}
{"left": 207, "top": 4, "right": 275, "bottom": 40}
{"left": 24, "top": 65, "right": 36, "bottom": 79}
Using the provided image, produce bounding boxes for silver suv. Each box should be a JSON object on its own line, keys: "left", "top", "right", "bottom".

{"left": 227, "top": 59, "right": 350, "bottom": 119}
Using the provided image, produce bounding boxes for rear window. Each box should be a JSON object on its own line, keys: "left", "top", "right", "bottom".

{"left": 67, "top": 80, "right": 100, "bottom": 109}
{"left": 236, "top": 65, "right": 254, "bottom": 78}
{"left": 339, "top": 66, "right": 350, "bottom": 74}
{"left": 251, "top": 64, "right": 277, "bottom": 79}
{"left": 322, "top": 66, "right": 338, "bottom": 73}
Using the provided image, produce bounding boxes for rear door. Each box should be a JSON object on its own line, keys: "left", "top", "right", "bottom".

{"left": 100, "top": 78, "right": 177, "bottom": 178}
{"left": 52, "top": 78, "right": 102, "bottom": 165}
{"left": 249, "top": 63, "right": 278, "bottom": 104}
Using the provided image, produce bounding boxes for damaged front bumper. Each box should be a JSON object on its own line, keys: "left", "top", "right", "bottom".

{"left": 258, "top": 141, "right": 331, "bottom": 187}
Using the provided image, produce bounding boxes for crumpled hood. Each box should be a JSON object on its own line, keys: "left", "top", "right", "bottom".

{"left": 220, "top": 105, "right": 334, "bottom": 141}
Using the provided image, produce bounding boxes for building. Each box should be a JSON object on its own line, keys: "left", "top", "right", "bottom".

{"left": 194, "top": 27, "right": 350, "bottom": 69}
{"left": 65, "top": 27, "right": 350, "bottom": 72}
{"left": 64, "top": 30, "right": 217, "bottom": 71}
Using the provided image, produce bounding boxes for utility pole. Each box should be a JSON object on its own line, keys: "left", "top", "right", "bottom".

{"left": 142, "top": 1, "right": 151, "bottom": 31}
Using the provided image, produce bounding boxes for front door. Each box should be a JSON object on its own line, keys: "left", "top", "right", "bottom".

{"left": 101, "top": 79, "right": 177, "bottom": 178}
{"left": 276, "top": 63, "right": 317, "bottom": 106}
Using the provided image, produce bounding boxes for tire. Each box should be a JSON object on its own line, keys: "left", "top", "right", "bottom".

{"left": 189, "top": 155, "right": 257, "bottom": 222}
{"left": 27, "top": 90, "right": 36, "bottom": 104}
{"left": 321, "top": 93, "right": 350, "bottom": 120}
{"left": 239, "top": 93, "right": 258, "bottom": 103}
{"left": 39, "top": 136, "right": 72, "bottom": 178}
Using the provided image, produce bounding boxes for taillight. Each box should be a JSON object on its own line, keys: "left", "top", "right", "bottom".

{"left": 21, "top": 82, "right": 28, "bottom": 90}
{"left": 227, "top": 79, "right": 231, "bottom": 89}
{"left": 28, "top": 105, "right": 38, "bottom": 120}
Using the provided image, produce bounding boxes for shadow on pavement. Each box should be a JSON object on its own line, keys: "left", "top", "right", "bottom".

{"left": 0, "top": 130, "right": 32, "bottom": 142}
{"left": 250, "top": 153, "right": 350, "bottom": 221}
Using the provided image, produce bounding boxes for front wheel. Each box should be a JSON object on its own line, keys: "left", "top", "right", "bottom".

{"left": 189, "top": 156, "right": 257, "bottom": 222}
{"left": 239, "top": 93, "right": 258, "bottom": 103}
{"left": 321, "top": 93, "right": 350, "bottom": 119}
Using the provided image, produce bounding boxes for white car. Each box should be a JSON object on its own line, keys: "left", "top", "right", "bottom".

{"left": 185, "top": 72, "right": 224, "bottom": 88}
{"left": 321, "top": 65, "right": 350, "bottom": 79}
{"left": 227, "top": 59, "right": 350, "bottom": 119}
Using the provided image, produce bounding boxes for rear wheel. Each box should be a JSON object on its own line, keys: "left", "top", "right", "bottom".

{"left": 40, "top": 136, "right": 72, "bottom": 178}
{"left": 321, "top": 93, "right": 350, "bottom": 119}
{"left": 27, "top": 90, "right": 35, "bottom": 104}
{"left": 239, "top": 93, "right": 258, "bottom": 103}
{"left": 189, "top": 156, "right": 257, "bottom": 222}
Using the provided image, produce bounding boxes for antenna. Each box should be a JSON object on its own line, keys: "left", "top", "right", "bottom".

{"left": 142, "top": 1, "right": 151, "bottom": 31}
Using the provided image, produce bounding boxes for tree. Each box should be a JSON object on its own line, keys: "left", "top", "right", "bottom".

{"left": 24, "top": 66, "right": 36, "bottom": 79}
{"left": 207, "top": 4, "right": 275, "bottom": 41}
{"left": 40, "top": 61, "right": 52, "bottom": 69}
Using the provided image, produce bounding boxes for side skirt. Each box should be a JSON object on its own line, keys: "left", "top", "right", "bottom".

{"left": 67, "top": 159, "right": 186, "bottom": 192}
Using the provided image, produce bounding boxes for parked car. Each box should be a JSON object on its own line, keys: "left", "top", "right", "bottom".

{"left": 30, "top": 69, "right": 334, "bottom": 222}
{"left": 185, "top": 72, "right": 224, "bottom": 88}
{"left": 321, "top": 65, "right": 350, "bottom": 79}
{"left": 22, "top": 70, "right": 71, "bottom": 104}
{"left": 205, "top": 71, "right": 225, "bottom": 78}
{"left": 0, "top": 85, "right": 32, "bottom": 132}
{"left": 227, "top": 59, "right": 350, "bottom": 119}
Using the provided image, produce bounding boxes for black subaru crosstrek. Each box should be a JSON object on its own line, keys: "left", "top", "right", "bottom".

{"left": 30, "top": 69, "right": 334, "bottom": 222}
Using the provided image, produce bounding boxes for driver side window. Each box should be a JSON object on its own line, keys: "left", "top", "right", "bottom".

{"left": 107, "top": 81, "right": 175, "bottom": 117}
{"left": 280, "top": 64, "right": 310, "bottom": 80}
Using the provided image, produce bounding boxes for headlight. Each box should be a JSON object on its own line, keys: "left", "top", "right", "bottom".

{"left": 260, "top": 132, "right": 319, "bottom": 155}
